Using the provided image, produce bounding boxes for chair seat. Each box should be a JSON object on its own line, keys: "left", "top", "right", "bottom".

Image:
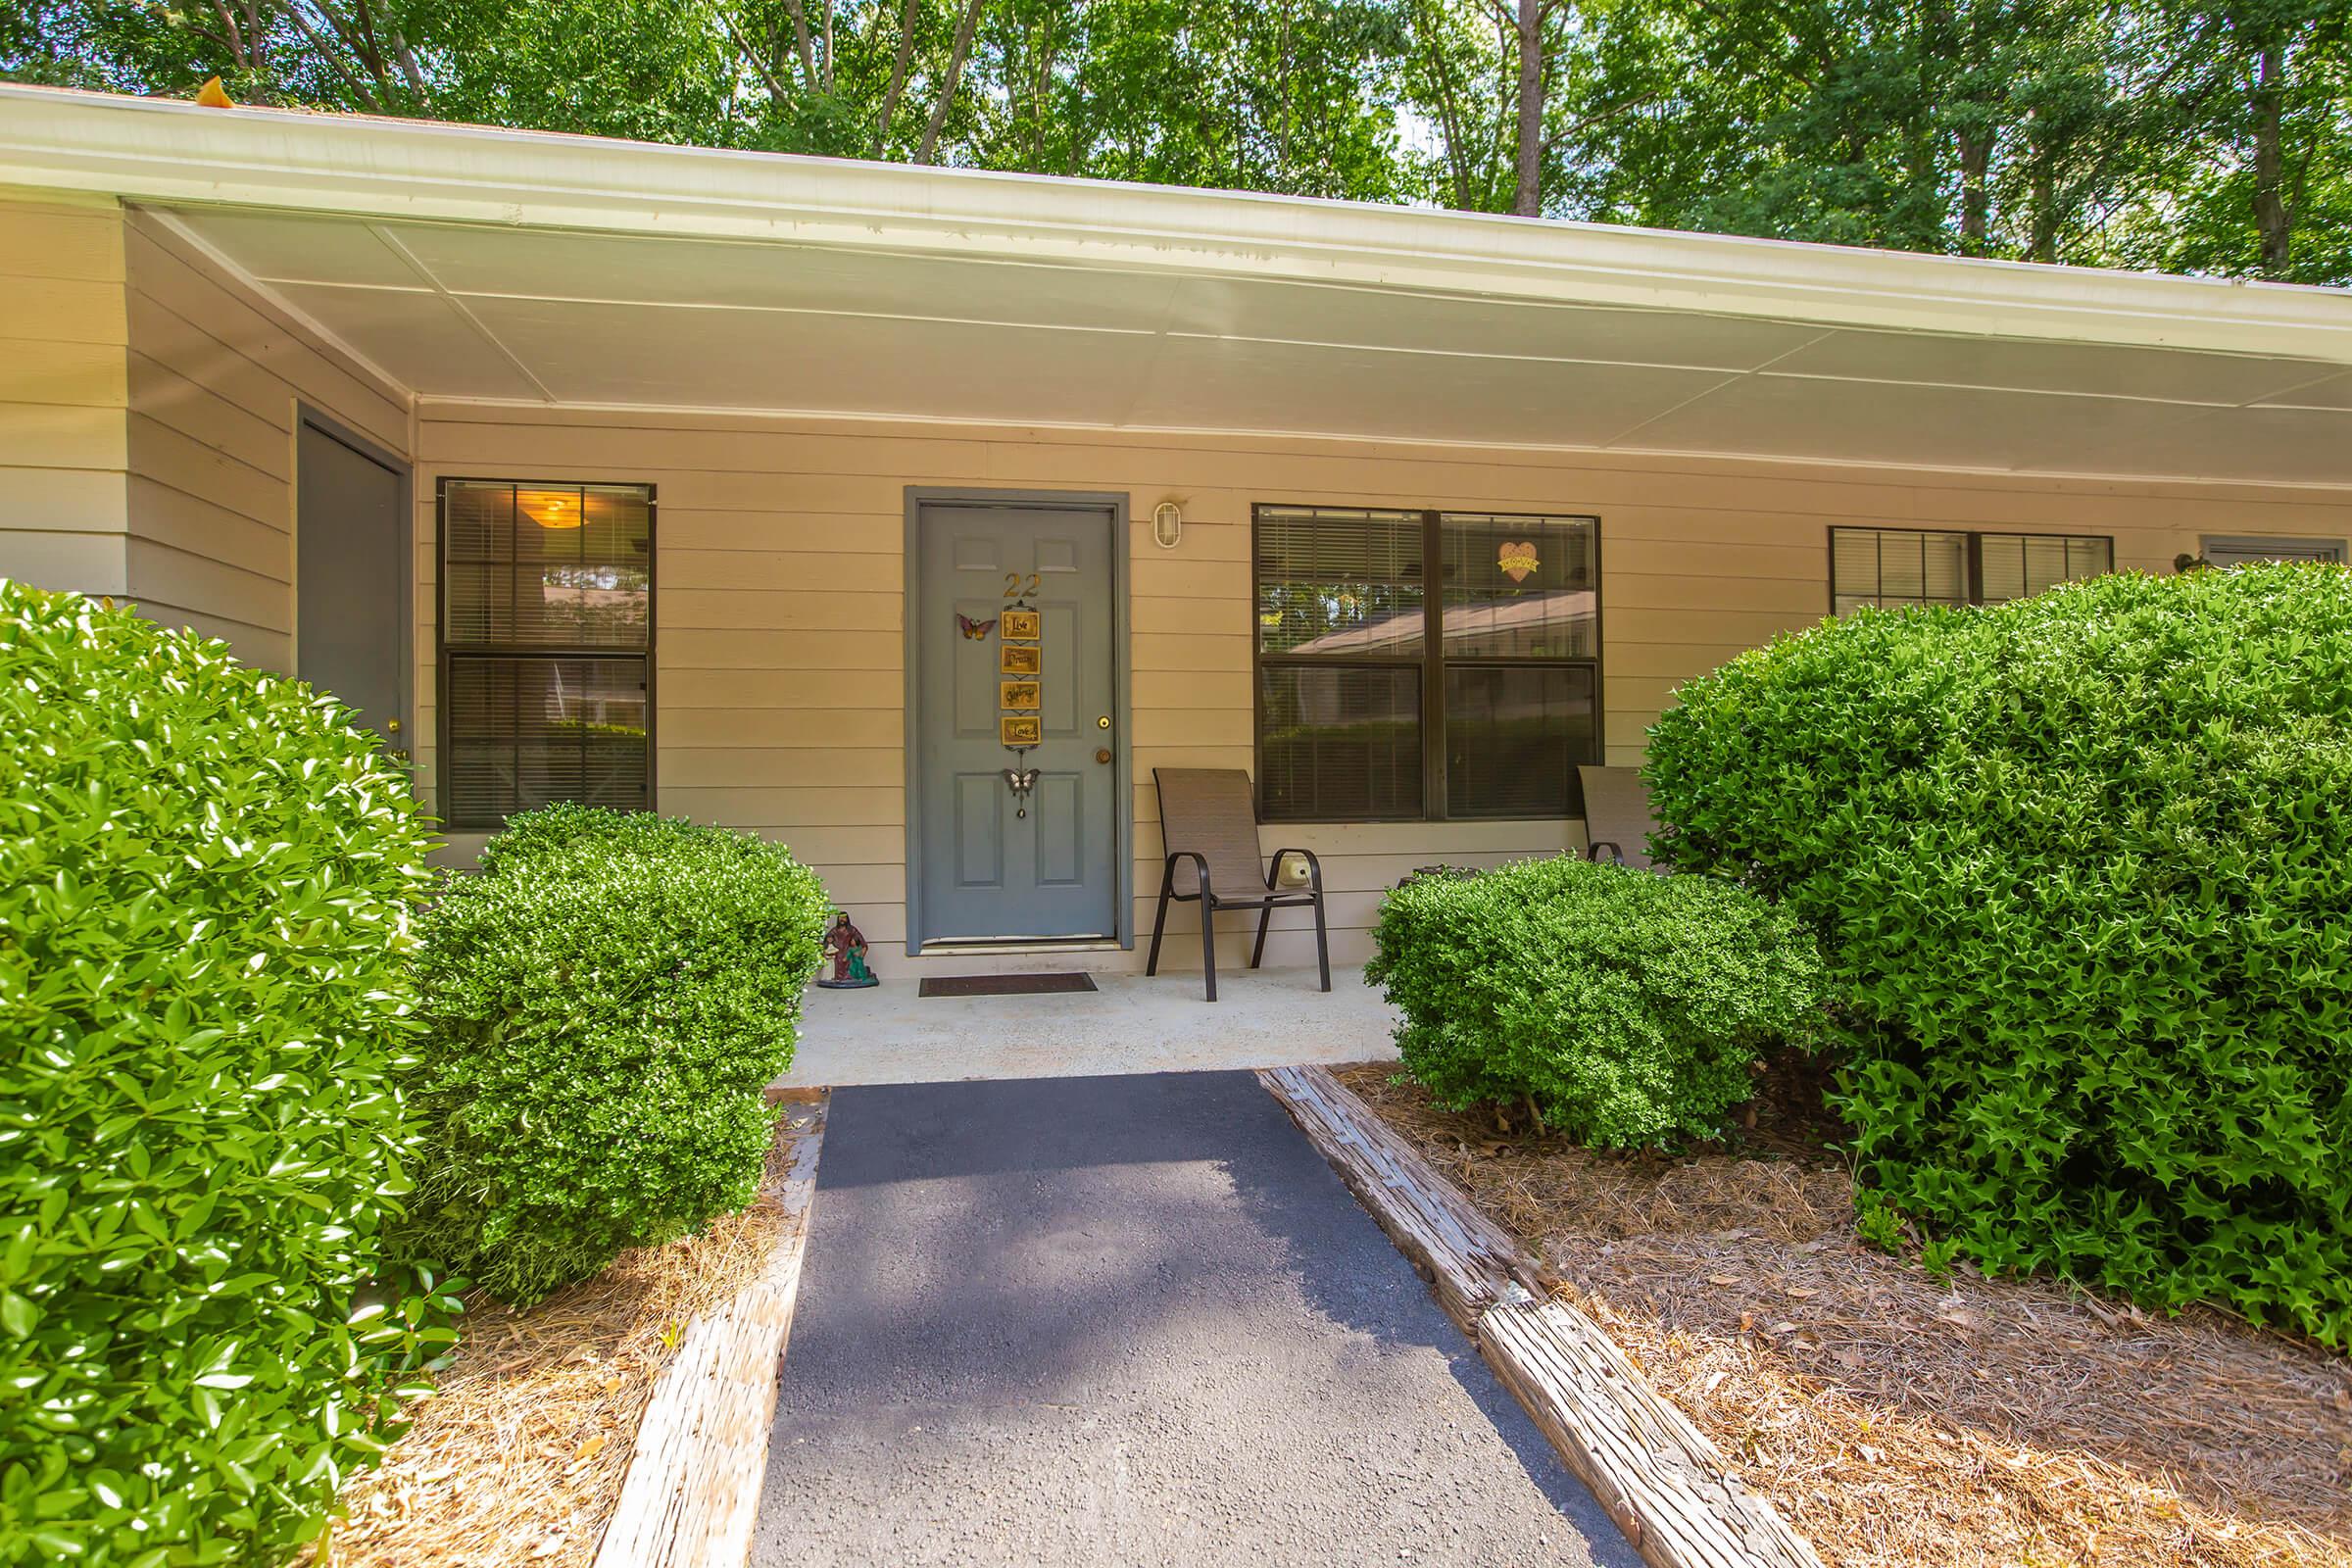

{"left": 1200, "top": 891, "right": 1320, "bottom": 911}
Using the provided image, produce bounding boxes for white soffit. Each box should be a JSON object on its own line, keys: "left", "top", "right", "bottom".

{"left": 3, "top": 85, "right": 2351, "bottom": 485}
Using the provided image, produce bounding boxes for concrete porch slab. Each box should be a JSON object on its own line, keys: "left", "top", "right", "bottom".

{"left": 774, "top": 966, "right": 1400, "bottom": 1088}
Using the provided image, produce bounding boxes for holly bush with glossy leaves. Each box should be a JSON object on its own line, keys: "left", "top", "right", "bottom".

{"left": 401, "top": 807, "right": 828, "bottom": 1307}
{"left": 1368, "top": 856, "right": 1825, "bottom": 1148}
{"left": 0, "top": 580, "right": 453, "bottom": 1565}
{"left": 1647, "top": 563, "right": 2352, "bottom": 1348}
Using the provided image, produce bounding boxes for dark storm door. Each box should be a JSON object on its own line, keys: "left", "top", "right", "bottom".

{"left": 914, "top": 501, "right": 1119, "bottom": 944}
{"left": 296, "top": 417, "right": 407, "bottom": 750}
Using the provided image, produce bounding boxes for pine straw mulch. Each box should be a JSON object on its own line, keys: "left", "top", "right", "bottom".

{"left": 1330, "top": 1060, "right": 2352, "bottom": 1568}
{"left": 303, "top": 1104, "right": 819, "bottom": 1568}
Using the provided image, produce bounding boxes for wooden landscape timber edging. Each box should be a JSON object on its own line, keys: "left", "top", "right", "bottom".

{"left": 592, "top": 1096, "right": 827, "bottom": 1568}
{"left": 1259, "top": 1065, "right": 1823, "bottom": 1568}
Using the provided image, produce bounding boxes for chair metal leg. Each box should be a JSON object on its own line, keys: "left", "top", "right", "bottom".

{"left": 1310, "top": 892, "right": 1331, "bottom": 992}
{"left": 1146, "top": 858, "right": 1176, "bottom": 976}
{"left": 1251, "top": 905, "right": 1273, "bottom": 969}
{"left": 1200, "top": 894, "right": 1219, "bottom": 1002}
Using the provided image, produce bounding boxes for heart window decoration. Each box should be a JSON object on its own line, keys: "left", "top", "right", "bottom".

{"left": 1497, "top": 540, "right": 1540, "bottom": 583}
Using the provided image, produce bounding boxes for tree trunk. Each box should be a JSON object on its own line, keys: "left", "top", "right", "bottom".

{"left": 871, "top": 0, "right": 922, "bottom": 156}
{"left": 1512, "top": 0, "right": 1544, "bottom": 216}
{"left": 781, "top": 0, "right": 820, "bottom": 91}
{"left": 917, "top": 0, "right": 986, "bottom": 163}
{"left": 2249, "top": 43, "right": 2291, "bottom": 275}
{"left": 1957, "top": 128, "right": 1991, "bottom": 252}
{"left": 2030, "top": 152, "right": 2057, "bottom": 263}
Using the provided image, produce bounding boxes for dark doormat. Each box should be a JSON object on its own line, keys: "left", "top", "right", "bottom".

{"left": 918, "top": 972, "right": 1100, "bottom": 998}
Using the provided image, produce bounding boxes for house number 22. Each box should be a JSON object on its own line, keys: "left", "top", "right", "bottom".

{"left": 1004, "top": 571, "right": 1040, "bottom": 600}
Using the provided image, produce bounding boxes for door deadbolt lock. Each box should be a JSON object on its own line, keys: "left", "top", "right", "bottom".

{"left": 1097, "top": 715, "right": 1111, "bottom": 729}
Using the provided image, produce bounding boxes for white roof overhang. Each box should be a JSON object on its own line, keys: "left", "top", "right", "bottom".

{"left": 5, "top": 83, "right": 2351, "bottom": 486}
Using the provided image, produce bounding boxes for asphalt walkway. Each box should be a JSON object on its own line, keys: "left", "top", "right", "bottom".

{"left": 754, "top": 1070, "right": 1641, "bottom": 1566}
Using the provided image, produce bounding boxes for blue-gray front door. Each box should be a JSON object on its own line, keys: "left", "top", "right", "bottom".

{"left": 914, "top": 501, "right": 1119, "bottom": 944}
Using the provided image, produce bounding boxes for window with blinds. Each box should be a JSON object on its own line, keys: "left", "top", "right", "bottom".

{"left": 1831, "top": 525, "right": 2111, "bottom": 614}
{"left": 2199, "top": 536, "right": 2348, "bottom": 567}
{"left": 1254, "top": 506, "right": 1599, "bottom": 822}
{"left": 440, "top": 480, "right": 653, "bottom": 828}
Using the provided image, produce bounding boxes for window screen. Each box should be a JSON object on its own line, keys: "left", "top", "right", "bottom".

{"left": 1831, "top": 526, "right": 2110, "bottom": 613}
{"left": 441, "top": 480, "right": 653, "bottom": 827}
{"left": 1254, "top": 506, "right": 1599, "bottom": 821}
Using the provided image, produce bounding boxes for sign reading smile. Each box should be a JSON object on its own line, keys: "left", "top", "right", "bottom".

{"left": 1498, "top": 540, "right": 1540, "bottom": 583}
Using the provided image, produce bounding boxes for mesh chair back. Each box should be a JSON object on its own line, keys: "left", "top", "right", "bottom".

{"left": 1577, "top": 764, "right": 1659, "bottom": 871}
{"left": 1153, "top": 768, "right": 1269, "bottom": 898}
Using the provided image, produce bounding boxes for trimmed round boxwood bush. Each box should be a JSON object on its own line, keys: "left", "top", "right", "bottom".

{"left": 1647, "top": 563, "right": 2352, "bottom": 1348}
{"left": 1367, "top": 857, "right": 1825, "bottom": 1148}
{"left": 403, "top": 807, "right": 829, "bottom": 1306}
{"left": 0, "top": 580, "right": 451, "bottom": 1565}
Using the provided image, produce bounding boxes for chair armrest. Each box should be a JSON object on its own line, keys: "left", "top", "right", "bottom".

{"left": 1587, "top": 841, "right": 1623, "bottom": 863}
{"left": 1164, "top": 849, "right": 1212, "bottom": 901}
{"left": 1266, "top": 847, "right": 1324, "bottom": 893}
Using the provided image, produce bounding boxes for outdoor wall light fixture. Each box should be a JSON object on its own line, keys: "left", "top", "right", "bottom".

{"left": 1152, "top": 501, "right": 1183, "bottom": 549}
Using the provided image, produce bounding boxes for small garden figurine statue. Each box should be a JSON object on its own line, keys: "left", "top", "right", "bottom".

{"left": 817, "top": 910, "right": 878, "bottom": 989}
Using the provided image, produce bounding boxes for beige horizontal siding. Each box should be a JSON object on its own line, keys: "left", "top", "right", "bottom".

{"left": 120, "top": 211, "right": 411, "bottom": 670}
{"left": 0, "top": 196, "right": 129, "bottom": 596}
{"left": 411, "top": 400, "right": 2352, "bottom": 969}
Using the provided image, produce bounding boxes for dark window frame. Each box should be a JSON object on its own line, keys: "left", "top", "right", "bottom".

{"left": 1829, "top": 524, "right": 2114, "bottom": 613}
{"left": 1250, "top": 504, "right": 1603, "bottom": 824}
{"left": 435, "top": 476, "right": 658, "bottom": 831}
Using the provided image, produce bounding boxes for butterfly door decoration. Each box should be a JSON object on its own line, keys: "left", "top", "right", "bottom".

{"left": 956, "top": 612, "right": 998, "bottom": 640}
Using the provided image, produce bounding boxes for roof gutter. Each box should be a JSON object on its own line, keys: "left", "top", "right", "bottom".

{"left": 3, "top": 83, "right": 2349, "bottom": 365}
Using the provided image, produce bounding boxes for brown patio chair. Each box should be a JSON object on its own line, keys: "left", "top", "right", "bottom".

{"left": 1578, "top": 763, "right": 1660, "bottom": 871}
{"left": 1146, "top": 768, "right": 1330, "bottom": 1002}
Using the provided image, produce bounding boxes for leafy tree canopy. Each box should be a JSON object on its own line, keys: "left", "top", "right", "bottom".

{"left": 6, "top": 0, "right": 2345, "bottom": 283}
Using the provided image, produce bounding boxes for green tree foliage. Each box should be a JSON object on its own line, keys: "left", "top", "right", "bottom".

{"left": 401, "top": 807, "right": 829, "bottom": 1307}
{"left": 1645, "top": 564, "right": 2352, "bottom": 1348}
{"left": 1367, "top": 857, "right": 1825, "bottom": 1148}
{"left": 4, "top": 1, "right": 2343, "bottom": 280}
{"left": 0, "top": 580, "right": 454, "bottom": 1565}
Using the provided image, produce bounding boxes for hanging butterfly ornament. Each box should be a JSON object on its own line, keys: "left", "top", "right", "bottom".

{"left": 1002, "top": 763, "right": 1040, "bottom": 818}
{"left": 956, "top": 612, "right": 998, "bottom": 640}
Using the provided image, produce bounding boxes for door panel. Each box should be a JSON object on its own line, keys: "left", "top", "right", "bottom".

{"left": 917, "top": 502, "right": 1118, "bottom": 943}
{"left": 954, "top": 773, "right": 1004, "bottom": 888}
{"left": 1034, "top": 771, "right": 1083, "bottom": 886}
{"left": 296, "top": 420, "right": 405, "bottom": 745}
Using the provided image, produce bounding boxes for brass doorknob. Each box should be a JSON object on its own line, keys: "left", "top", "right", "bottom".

{"left": 1095, "top": 748, "right": 1112, "bottom": 764}
{"left": 386, "top": 717, "right": 402, "bottom": 734}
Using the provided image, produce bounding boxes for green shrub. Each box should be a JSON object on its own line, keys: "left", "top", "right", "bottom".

{"left": 403, "top": 808, "right": 829, "bottom": 1305}
{"left": 1646, "top": 563, "right": 2352, "bottom": 1348}
{"left": 1366, "top": 857, "right": 1825, "bottom": 1148}
{"left": 0, "top": 581, "right": 451, "bottom": 1565}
